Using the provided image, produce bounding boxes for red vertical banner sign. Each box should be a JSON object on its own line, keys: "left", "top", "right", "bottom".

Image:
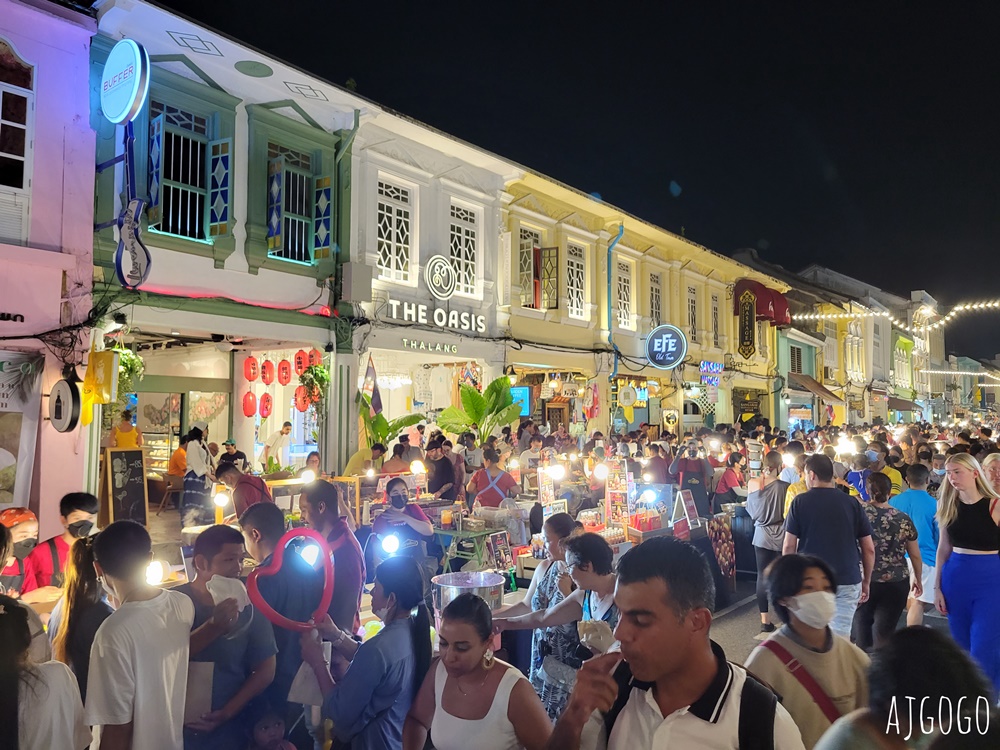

{"left": 738, "top": 289, "right": 757, "bottom": 360}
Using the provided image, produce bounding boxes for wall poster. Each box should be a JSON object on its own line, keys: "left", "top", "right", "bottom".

{"left": 0, "top": 351, "right": 44, "bottom": 507}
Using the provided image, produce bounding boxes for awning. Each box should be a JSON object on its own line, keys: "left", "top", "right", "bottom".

{"left": 546, "top": 394, "right": 570, "bottom": 404}
{"left": 887, "top": 396, "right": 920, "bottom": 412}
{"left": 770, "top": 291, "right": 791, "bottom": 327}
{"left": 733, "top": 279, "right": 775, "bottom": 322}
{"left": 786, "top": 372, "right": 846, "bottom": 405}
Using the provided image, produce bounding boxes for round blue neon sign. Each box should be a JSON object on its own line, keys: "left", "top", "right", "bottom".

{"left": 645, "top": 324, "right": 688, "bottom": 370}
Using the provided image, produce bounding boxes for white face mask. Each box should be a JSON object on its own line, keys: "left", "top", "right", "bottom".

{"left": 787, "top": 590, "right": 836, "bottom": 629}
{"left": 100, "top": 577, "right": 120, "bottom": 608}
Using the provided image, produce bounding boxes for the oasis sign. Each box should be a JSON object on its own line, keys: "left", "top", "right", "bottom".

{"left": 384, "top": 298, "right": 486, "bottom": 334}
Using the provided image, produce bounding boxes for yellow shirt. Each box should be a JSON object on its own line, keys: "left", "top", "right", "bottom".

{"left": 167, "top": 446, "right": 187, "bottom": 477}
{"left": 113, "top": 425, "right": 140, "bottom": 449}
{"left": 880, "top": 465, "right": 903, "bottom": 495}
{"left": 784, "top": 479, "right": 808, "bottom": 515}
{"left": 343, "top": 447, "right": 374, "bottom": 476}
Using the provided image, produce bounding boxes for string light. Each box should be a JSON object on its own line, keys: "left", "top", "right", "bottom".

{"left": 792, "top": 299, "right": 1000, "bottom": 335}
{"left": 917, "top": 369, "right": 1000, "bottom": 383}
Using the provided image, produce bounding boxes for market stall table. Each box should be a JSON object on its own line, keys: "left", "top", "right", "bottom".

{"left": 433, "top": 527, "right": 495, "bottom": 569}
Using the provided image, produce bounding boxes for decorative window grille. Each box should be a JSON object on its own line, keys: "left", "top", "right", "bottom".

{"left": 518, "top": 227, "right": 557, "bottom": 309}
{"left": 649, "top": 273, "right": 661, "bottom": 328}
{"left": 687, "top": 287, "right": 698, "bottom": 341}
{"left": 376, "top": 180, "right": 412, "bottom": 281}
{"left": 267, "top": 143, "right": 312, "bottom": 263}
{"left": 712, "top": 295, "right": 720, "bottom": 348}
{"left": 616, "top": 262, "right": 632, "bottom": 328}
{"left": 567, "top": 244, "right": 585, "bottom": 318}
{"left": 790, "top": 345, "right": 803, "bottom": 374}
{"left": 449, "top": 203, "right": 477, "bottom": 295}
{"left": 147, "top": 100, "right": 231, "bottom": 242}
{"left": 824, "top": 321, "right": 838, "bottom": 366}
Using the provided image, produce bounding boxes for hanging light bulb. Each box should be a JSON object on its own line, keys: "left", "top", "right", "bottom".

{"left": 505, "top": 365, "right": 518, "bottom": 386}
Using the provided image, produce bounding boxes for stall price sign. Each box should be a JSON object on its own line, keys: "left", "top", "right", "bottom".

{"left": 537, "top": 469, "right": 555, "bottom": 505}
{"left": 670, "top": 489, "right": 702, "bottom": 533}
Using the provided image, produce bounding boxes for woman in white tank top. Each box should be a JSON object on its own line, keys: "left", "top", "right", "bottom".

{"left": 403, "top": 593, "right": 552, "bottom": 750}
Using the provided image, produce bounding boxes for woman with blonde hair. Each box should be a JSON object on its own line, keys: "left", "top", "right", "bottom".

{"left": 935, "top": 452, "right": 1000, "bottom": 692}
{"left": 981, "top": 451, "right": 1000, "bottom": 490}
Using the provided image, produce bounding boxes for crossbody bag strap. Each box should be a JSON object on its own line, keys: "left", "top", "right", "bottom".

{"left": 759, "top": 639, "right": 841, "bottom": 724}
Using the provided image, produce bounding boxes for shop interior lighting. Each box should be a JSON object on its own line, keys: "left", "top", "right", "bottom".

{"left": 146, "top": 560, "right": 168, "bottom": 585}
{"left": 300, "top": 470, "right": 317, "bottom": 483}
{"left": 546, "top": 464, "right": 566, "bottom": 481}
{"left": 409, "top": 460, "right": 426, "bottom": 475}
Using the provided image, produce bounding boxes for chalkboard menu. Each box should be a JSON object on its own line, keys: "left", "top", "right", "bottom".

{"left": 103, "top": 448, "right": 149, "bottom": 526}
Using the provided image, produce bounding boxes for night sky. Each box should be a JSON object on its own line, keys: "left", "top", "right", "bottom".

{"left": 158, "top": 1, "right": 1000, "bottom": 359}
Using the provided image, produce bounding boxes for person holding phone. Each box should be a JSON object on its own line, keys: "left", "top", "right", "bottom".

{"left": 669, "top": 440, "right": 714, "bottom": 517}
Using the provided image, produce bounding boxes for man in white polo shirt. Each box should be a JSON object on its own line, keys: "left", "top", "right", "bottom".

{"left": 547, "top": 537, "right": 804, "bottom": 750}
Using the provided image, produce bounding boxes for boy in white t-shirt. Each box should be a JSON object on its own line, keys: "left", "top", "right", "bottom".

{"left": 86, "top": 521, "right": 198, "bottom": 750}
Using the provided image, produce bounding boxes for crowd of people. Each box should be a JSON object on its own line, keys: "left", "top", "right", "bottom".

{"left": 3, "top": 417, "right": 1000, "bottom": 749}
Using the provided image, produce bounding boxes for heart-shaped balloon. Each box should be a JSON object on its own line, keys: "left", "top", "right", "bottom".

{"left": 246, "top": 528, "right": 334, "bottom": 632}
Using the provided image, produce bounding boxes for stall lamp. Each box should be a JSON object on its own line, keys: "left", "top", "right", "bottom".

{"left": 213, "top": 492, "right": 230, "bottom": 525}
{"left": 547, "top": 464, "right": 566, "bottom": 481}
{"left": 570, "top": 453, "right": 578, "bottom": 461}
{"left": 643, "top": 473, "right": 653, "bottom": 483}
{"left": 639, "top": 490, "right": 656, "bottom": 505}
{"left": 509, "top": 459, "right": 519, "bottom": 469}
{"left": 299, "top": 544, "right": 320, "bottom": 566}
{"left": 594, "top": 463, "right": 609, "bottom": 481}
{"left": 410, "top": 460, "right": 426, "bottom": 475}
{"left": 782, "top": 392, "right": 791, "bottom": 404}
{"left": 300, "top": 470, "right": 317, "bottom": 484}
{"left": 146, "top": 560, "right": 168, "bottom": 586}
{"left": 366, "top": 468, "right": 375, "bottom": 478}
{"left": 782, "top": 453, "right": 796, "bottom": 467}
{"left": 709, "top": 439, "right": 721, "bottom": 451}
{"left": 381, "top": 534, "right": 400, "bottom": 554}
{"left": 640, "top": 458, "right": 649, "bottom": 466}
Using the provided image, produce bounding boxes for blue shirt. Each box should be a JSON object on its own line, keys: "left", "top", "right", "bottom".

{"left": 786, "top": 487, "right": 873, "bottom": 585}
{"left": 846, "top": 469, "right": 872, "bottom": 501}
{"left": 890, "top": 489, "right": 939, "bottom": 564}
{"left": 324, "top": 617, "right": 417, "bottom": 750}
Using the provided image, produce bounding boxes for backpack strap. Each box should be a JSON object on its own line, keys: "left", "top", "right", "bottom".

{"left": 48, "top": 538, "right": 61, "bottom": 576}
{"left": 759, "top": 639, "right": 841, "bottom": 723}
{"left": 738, "top": 672, "right": 777, "bottom": 750}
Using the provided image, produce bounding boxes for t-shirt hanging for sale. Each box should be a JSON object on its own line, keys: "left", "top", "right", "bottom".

{"left": 430, "top": 365, "right": 452, "bottom": 410}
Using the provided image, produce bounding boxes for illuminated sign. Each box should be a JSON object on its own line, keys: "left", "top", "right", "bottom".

{"left": 645, "top": 325, "right": 687, "bottom": 370}
{"left": 100, "top": 40, "right": 150, "bottom": 124}
{"left": 386, "top": 297, "right": 486, "bottom": 334}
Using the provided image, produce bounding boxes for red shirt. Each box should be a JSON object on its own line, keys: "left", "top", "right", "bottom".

{"left": 21, "top": 535, "right": 70, "bottom": 592}
{"left": 232, "top": 474, "right": 273, "bottom": 517}
{"left": 715, "top": 467, "right": 744, "bottom": 495}
{"left": 0, "top": 558, "right": 25, "bottom": 597}
{"left": 469, "top": 468, "right": 519, "bottom": 507}
{"left": 372, "top": 503, "right": 430, "bottom": 536}
{"left": 325, "top": 519, "right": 366, "bottom": 635}
{"left": 645, "top": 455, "right": 670, "bottom": 485}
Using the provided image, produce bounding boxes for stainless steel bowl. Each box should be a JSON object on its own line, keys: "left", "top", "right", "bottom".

{"left": 431, "top": 571, "right": 506, "bottom": 615}
{"left": 720, "top": 502, "right": 745, "bottom": 514}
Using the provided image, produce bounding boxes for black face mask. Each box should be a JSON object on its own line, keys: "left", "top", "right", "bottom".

{"left": 389, "top": 494, "right": 408, "bottom": 510}
{"left": 67, "top": 520, "right": 94, "bottom": 539}
{"left": 13, "top": 539, "right": 36, "bottom": 560}
{"left": 688, "top": 448, "right": 698, "bottom": 457}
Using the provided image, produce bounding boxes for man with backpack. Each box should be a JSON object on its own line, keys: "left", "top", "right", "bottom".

{"left": 547, "top": 537, "right": 805, "bottom": 750}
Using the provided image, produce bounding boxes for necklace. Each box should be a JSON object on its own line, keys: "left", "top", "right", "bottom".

{"left": 455, "top": 668, "right": 490, "bottom": 696}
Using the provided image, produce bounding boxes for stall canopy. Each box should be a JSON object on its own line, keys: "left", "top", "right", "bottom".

{"left": 786, "top": 372, "right": 845, "bottom": 405}
{"left": 733, "top": 279, "right": 791, "bottom": 326}
{"left": 887, "top": 396, "right": 920, "bottom": 412}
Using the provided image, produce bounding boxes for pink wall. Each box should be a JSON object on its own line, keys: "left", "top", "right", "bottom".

{"left": 3, "top": 1, "right": 97, "bottom": 539}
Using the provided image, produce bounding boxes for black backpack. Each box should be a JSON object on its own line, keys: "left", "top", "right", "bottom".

{"left": 604, "top": 662, "right": 777, "bottom": 750}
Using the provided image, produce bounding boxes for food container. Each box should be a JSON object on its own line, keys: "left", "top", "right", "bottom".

{"left": 431, "top": 571, "right": 506, "bottom": 616}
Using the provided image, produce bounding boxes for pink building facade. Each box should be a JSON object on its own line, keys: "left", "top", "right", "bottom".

{"left": 0, "top": 0, "right": 96, "bottom": 538}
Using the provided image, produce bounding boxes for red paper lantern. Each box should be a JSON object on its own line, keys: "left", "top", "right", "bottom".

{"left": 259, "top": 393, "right": 274, "bottom": 418}
{"left": 277, "top": 360, "right": 292, "bottom": 386}
{"left": 294, "top": 386, "right": 310, "bottom": 412}
{"left": 244, "top": 356, "right": 259, "bottom": 382}
{"left": 242, "top": 392, "right": 257, "bottom": 417}
{"left": 294, "top": 350, "right": 309, "bottom": 376}
{"left": 261, "top": 360, "right": 275, "bottom": 385}
{"left": 309, "top": 348, "right": 324, "bottom": 367}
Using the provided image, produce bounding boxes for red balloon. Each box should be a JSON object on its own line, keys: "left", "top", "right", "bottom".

{"left": 244, "top": 356, "right": 259, "bottom": 382}
{"left": 242, "top": 391, "right": 257, "bottom": 418}
{"left": 247, "top": 528, "right": 334, "bottom": 632}
{"left": 260, "top": 360, "right": 275, "bottom": 385}
{"left": 294, "top": 385, "right": 310, "bottom": 412}
{"left": 294, "top": 350, "right": 309, "bottom": 376}
{"left": 277, "top": 360, "right": 292, "bottom": 386}
{"left": 309, "top": 348, "right": 324, "bottom": 367}
{"left": 259, "top": 393, "right": 274, "bottom": 418}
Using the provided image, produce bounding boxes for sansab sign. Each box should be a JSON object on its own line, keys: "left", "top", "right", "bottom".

{"left": 645, "top": 324, "right": 687, "bottom": 370}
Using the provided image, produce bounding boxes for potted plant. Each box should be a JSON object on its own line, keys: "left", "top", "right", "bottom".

{"left": 358, "top": 394, "right": 425, "bottom": 449}
{"left": 437, "top": 376, "right": 523, "bottom": 447}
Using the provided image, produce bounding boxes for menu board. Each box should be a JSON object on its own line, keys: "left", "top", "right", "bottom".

{"left": 102, "top": 448, "right": 148, "bottom": 526}
{"left": 670, "top": 489, "right": 702, "bottom": 540}
{"left": 537, "top": 469, "right": 555, "bottom": 505}
{"left": 485, "top": 531, "right": 514, "bottom": 570}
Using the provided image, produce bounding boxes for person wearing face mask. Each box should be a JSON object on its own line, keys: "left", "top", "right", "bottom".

{"left": 404, "top": 593, "right": 553, "bottom": 750}
{"left": 177, "top": 524, "right": 277, "bottom": 750}
{"left": 21, "top": 492, "right": 98, "bottom": 604}
{"left": 746, "top": 554, "right": 869, "bottom": 749}
{"left": 0, "top": 507, "right": 38, "bottom": 597}
{"left": 669, "top": 439, "right": 715, "bottom": 517}
{"left": 301, "top": 555, "right": 432, "bottom": 750}
{"left": 85, "top": 520, "right": 196, "bottom": 750}
{"left": 371, "top": 477, "right": 436, "bottom": 597}
{"left": 866, "top": 441, "right": 902, "bottom": 496}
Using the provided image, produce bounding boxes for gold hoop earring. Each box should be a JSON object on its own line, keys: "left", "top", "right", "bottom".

{"left": 483, "top": 649, "right": 495, "bottom": 670}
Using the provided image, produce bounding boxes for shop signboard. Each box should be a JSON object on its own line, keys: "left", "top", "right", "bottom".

{"left": 537, "top": 469, "right": 555, "bottom": 505}
{"left": 738, "top": 289, "right": 756, "bottom": 359}
{"left": 0, "top": 352, "right": 42, "bottom": 507}
{"left": 100, "top": 39, "right": 150, "bottom": 124}
{"left": 645, "top": 325, "right": 687, "bottom": 370}
{"left": 385, "top": 297, "right": 486, "bottom": 334}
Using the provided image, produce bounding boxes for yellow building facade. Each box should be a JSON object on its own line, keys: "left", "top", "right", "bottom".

{"left": 501, "top": 173, "right": 788, "bottom": 437}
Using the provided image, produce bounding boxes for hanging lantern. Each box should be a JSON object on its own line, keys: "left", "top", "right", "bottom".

{"left": 277, "top": 360, "right": 292, "bottom": 386}
{"left": 309, "top": 348, "right": 324, "bottom": 367}
{"left": 261, "top": 360, "right": 275, "bottom": 385}
{"left": 242, "top": 392, "right": 257, "bottom": 418}
{"left": 294, "top": 350, "right": 309, "bottom": 376}
{"left": 259, "top": 393, "right": 274, "bottom": 418}
{"left": 244, "top": 356, "right": 260, "bottom": 382}
{"left": 294, "top": 385, "right": 310, "bottom": 412}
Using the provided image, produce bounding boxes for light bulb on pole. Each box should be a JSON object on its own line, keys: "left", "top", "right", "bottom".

{"left": 300, "top": 469, "right": 317, "bottom": 484}
{"left": 213, "top": 492, "right": 229, "bottom": 525}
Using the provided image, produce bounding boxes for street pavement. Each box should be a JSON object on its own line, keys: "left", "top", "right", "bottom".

{"left": 713, "top": 577, "right": 952, "bottom": 666}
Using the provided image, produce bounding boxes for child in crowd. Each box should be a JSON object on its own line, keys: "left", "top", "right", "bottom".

{"left": 244, "top": 701, "right": 296, "bottom": 750}
{"left": 845, "top": 455, "right": 872, "bottom": 502}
